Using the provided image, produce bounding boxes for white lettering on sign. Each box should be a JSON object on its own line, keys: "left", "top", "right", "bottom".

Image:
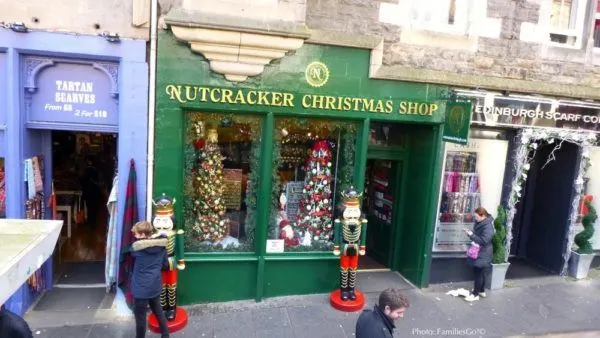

{"left": 55, "top": 80, "right": 93, "bottom": 93}
{"left": 474, "top": 104, "right": 597, "bottom": 124}
{"left": 44, "top": 80, "right": 104, "bottom": 118}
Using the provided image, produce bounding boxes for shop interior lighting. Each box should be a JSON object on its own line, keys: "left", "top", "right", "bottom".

{"left": 10, "top": 22, "right": 28, "bottom": 33}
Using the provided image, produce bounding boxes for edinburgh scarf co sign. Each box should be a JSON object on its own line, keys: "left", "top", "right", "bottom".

{"left": 459, "top": 91, "right": 600, "bottom": 133}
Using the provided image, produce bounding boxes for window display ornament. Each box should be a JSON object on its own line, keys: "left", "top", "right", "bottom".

{"left": 330, "top": 186, "right": 368, "bottom": 312}
{"left": 191, "top": 125, "right": 232, "bottom": 243}
{"left": 295, "top": 140, "right": 334, "bottom": 245}
{"left": 276, "top": 193, "right": 300, "bottom": 247}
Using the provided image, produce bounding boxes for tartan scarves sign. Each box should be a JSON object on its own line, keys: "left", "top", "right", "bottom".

{"left": 504, "top": 128, "right": 596, "bottom": 275}
{"left": 118, "top": 159, "right": 139, "bottom": 308}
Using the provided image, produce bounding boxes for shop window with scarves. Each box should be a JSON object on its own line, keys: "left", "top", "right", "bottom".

{"left": 183, "top": 112, "right": 262, "bottom": 252}
{"left": 269, "top": 118, "right": 357, "bottom": 252}
{"left": 433, "top": 131, "right": 509, "bottom": 253}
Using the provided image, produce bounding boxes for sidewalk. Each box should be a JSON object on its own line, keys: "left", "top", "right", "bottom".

{"left": 25, "top": 271, "right": 600, "bottom": 338}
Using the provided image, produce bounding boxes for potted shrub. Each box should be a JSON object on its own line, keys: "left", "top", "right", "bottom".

{"left": 490, "top": 206, "right": 510, "bottom": 290}
{"left": 569, "top": 199, "right": 596, "bottom": 279}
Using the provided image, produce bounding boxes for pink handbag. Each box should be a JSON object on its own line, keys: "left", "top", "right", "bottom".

{"left": 467, "top": 242, "right": 480, "bottom": 259}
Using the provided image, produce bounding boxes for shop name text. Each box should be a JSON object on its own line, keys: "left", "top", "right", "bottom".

{"left": 165, "top": 85, "right": 439, "bottom": 116}
{"left": 475, "top": 104, "right": 600, "bottom": 124}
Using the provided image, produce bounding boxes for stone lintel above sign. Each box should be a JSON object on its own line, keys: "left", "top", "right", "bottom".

{"left": 165, "top": 8, "right": 310, "bottom": 83}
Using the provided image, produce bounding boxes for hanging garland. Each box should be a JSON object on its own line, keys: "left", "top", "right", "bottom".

{"left": 504, "top": 128, "right": 596, "bottom": 275}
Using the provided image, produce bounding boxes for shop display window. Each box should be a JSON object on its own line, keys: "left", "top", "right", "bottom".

{"left": 433, "top": 137, "right": 508, "bottom": 252}
{"left": 183, "top": 112, "right": 262, "bottom": 252}
{"left": 269, "top": 118, "right": 357, "bottom": 252}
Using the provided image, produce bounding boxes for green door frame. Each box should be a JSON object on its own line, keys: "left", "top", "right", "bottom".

{"left": 365, "top": 149, "right": 408, "bottom": 271}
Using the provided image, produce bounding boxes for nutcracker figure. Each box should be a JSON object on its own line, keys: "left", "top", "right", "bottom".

{"left": 151, "top": 194, "right": 187, "bottom": 326}
{"left": 330, "top": 187, "right": 368, "bottom": 311}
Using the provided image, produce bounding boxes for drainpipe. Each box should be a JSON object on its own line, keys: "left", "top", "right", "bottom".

{"left": 146, "top": 0, "right": 158, "bottom": 221}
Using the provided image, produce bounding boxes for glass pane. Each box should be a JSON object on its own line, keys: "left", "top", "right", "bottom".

{"left": 183, "top": 112, "right": 261, "bottom": 252}
{"left": 433, "top": 137, "right": 508, "bottom": 252}
{"left": 551, "top": 0, "right": 575, "bottom": 29}
{"left": 368, "top": 122, "right": 407, "bottom": 148}
{"left": 269, "top": 118, "right": 358, "bottom": 252}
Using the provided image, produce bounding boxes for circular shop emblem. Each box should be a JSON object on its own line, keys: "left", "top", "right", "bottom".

{"left": 305, "top": 61, "right": 329, "bottom": 87}
{"left": 449, "top": 105, "right": 466, "bottom": 134}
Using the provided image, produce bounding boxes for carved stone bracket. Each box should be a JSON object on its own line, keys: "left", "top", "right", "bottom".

{"left": 170, "top": 26, "right": 306, "bottom": 82}
{"left": 165, "top": 7, "right": 310, "bottom": 83}
{"left": 24, "top": 57, "right": 56, "bottom": 93}
{"left": 93, "top": 62, "right": 120, "bottom": 98}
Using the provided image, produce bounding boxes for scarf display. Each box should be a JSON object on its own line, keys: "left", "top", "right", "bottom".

{"left": 105, "top": 175, "right": 119, "bottom": 291}
{"left": 24, "top": 156, "right": 46, "bottom": 291}
{"left": 439, "top": 151, "right": 481, "bottom": 223}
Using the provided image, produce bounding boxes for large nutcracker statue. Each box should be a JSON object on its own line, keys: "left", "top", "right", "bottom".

{"left": 330, "top": 187, "right": 368, "bottom": 312}
{"left": 148, "top": 194, "right": 189, "bottom": 333}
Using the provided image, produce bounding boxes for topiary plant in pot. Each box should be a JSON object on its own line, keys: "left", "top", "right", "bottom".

{"left": 569, "top": 199, "right": 597, "bottom": 279}
{"left": 490, "top": 206, "right": 510, "bottom": 290}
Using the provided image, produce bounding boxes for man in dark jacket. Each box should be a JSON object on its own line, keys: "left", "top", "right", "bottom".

{"left": 130, "top": 221, "right": 170, "bottom": 338}
{"left": 0, "top": 305, "right": 33, "bottom": 338}
{"left": 355, "top": 288, "right": 410, "bottom": 338}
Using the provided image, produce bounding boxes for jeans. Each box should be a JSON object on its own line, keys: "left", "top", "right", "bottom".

{"left": 472, "top": 266, "right": 488, "bottom": 296}
{"left": 134, "top": 296, "right": 169, "bottom": 338}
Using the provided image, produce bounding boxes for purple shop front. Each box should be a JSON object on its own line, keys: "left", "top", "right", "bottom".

{"left": 1, "top": 29, "right": 148, "bottom": 316}
{"left": 25, "top": 57, "right": 119, "bottom": 129}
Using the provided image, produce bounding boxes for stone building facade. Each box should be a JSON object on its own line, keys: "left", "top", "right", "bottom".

{"left": 160, "top": 0, "right": 600, "bottom": 99}
{"left": 0, "top": 0, "right": 150, "bottom": 39}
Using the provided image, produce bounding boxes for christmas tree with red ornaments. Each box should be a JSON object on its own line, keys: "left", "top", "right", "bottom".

{"left": 190, "top": 121, "right": 230, "bottom": 243}
{"left": 295, "top": 140, "right": 334, "bottom": 244}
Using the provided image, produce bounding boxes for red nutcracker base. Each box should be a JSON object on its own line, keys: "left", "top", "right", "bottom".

{"left": 330, "top": 289, "right": 365, "bottom": 312}
{"left": 148, "top": 308, "right": 188, "bottom": 333}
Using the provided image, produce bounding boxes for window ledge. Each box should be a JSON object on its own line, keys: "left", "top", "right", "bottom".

{"left": 545, "top": 42, "right": 583, "bottom": 50}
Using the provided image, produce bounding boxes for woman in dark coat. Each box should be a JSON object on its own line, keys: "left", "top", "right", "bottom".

{"left": 464, "top": 207, "right": 494, "bottom": 301}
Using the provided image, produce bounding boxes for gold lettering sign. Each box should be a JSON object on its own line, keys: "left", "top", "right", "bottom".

{"left": 164, "top": 84, "right": 440, "bottom": 117}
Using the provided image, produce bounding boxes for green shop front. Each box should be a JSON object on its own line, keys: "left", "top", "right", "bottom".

{"left": 154, "top": 29, "right": 450, "bottom": 305}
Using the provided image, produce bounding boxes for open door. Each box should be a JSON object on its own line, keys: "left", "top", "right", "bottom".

{"left": 364, "top": 159, "right": 402, "bottom": 268}
{"left": 524, "top": 142, "right": 579, "bottom": 273}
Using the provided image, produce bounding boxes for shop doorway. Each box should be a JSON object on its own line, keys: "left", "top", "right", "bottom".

{"left": 360, "top": 158, "right": 404, "bottom": 271}
{"left": 51, "top": 131, "right": 117, "bottom": 285}
{"left": 509, "top": 141, "right": 579, "bottom": 276}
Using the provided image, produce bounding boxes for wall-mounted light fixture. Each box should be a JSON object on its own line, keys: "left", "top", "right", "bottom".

{"left": 10, "top": 22, "right": 28, "bottom": 33}
{"left": 99, "top": 31, "right": 120, "bottom": 43}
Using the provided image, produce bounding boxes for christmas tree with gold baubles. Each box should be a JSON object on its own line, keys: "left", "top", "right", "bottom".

{"left": 191, "top": 122, "right": 230, "bottom": 242}
{"left": 295, "top": 139, "right": 334, "bottom": 245}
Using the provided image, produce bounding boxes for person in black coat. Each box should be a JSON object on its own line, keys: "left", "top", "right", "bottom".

{"left": 464, "top": 207, "right": 494, "bottom": 301}
{"left": 0, "top": 304, "right": 33, "bottom": 338}
{"left": 355, "top": 288, "right": 410, "bottom": 338}
{"left": 130, "top": 221, "right": 170, "bottom": 338}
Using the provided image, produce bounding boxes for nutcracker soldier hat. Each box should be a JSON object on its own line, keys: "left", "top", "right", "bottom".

{"left": 153, "top": 193, "right": 176, "bottom": 217}
{"left": 341, "top": 186, "right": 362, "bottom": 208}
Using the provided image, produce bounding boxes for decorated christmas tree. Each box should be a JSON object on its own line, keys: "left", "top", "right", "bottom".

{"left": 191, "top": 122, "right": 230, "bottom": 242}
{"left": 295, "top": 140, "right": 334, "bottom": 244}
